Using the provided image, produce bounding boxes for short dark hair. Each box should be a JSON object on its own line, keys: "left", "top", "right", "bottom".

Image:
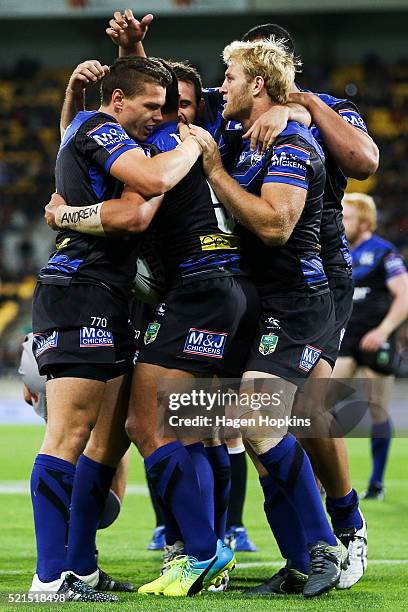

{"left": 158, "top": 59, "right": 179, "bottom": 115}
{"left": 241, "top": 23, "right": 295, "bottom": 55}
{"left": 101, "top": 56, "right": 172, "bottom": 105}
{"left": 167, "top": 61, "right": 203, "bottom": 104}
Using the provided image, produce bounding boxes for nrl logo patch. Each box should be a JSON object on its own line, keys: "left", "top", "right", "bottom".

{"left": 144, "top": 322, "right": 161, "bottom": 345}
{"left": 259, "top": 334, "right": 279, "bottom": 356}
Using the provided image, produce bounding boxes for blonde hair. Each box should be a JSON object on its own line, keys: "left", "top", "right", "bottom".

{"left": 222, "top": 37, "right": 301, "bottom": 104}
{"left": 343, "top": 192, "right": 377, "bottom": 231}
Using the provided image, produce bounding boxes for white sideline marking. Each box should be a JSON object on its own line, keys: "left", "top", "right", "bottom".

{"left": 238, "top": 560, "right": 408, "bottom": 569}
{"left": 0, "top": 482, "right": 148, "bottom": 495}
{"left": 1, "top": 560, "right": 407, "bottom": 576}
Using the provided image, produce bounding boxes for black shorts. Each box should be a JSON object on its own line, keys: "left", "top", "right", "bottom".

{"left": 339, "top": 322, "right": 397, "bottom": 375}
{"left": 137, "top": 274, "right": 260, "bottom": 377}
{"left": 321, "top": 274, "right": 354, "bottom": 366}
{"left": 32, "top": 283, "right": 135, "bottom": 377}
{"left": 244, "top": 291, "right": 336, "bottom": 387}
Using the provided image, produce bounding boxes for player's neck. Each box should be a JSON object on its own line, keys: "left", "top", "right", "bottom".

{"left": 352, "top": 231, "right": 372, "bottom": 249}
{"left": 242, "top": 98, "right": 274, "bottom": 133}
{"left": 99, "top": 104, "right": 117, "bottom": 120}
{"left": 161, "top": 112, "right": 179, "bottom": 123}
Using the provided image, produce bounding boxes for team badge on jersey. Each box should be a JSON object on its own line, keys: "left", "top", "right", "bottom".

{"left": 299, "top": 345, "right": 322, "bottom": 372}
{"left": 259, "top": 334, "right": 279, "bottom": 356}
{"left": 144, "top": 322, "right": 161, "bottom": 345}
{"left": 79, "top": 328, "right": 114, "bottom": 347}
{"left": 183, "top": 328, "right": 227, "bottom": 358}
{"left": 33, "top": 331, "right": 59, "bottom": 356}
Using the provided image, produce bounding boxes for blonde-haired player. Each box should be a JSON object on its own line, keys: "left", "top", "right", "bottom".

{"left": 334, "top": 193, "right": 408, "bottom": 499}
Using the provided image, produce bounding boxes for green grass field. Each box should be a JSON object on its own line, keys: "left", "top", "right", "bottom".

{"left": 0, "top": 425, "right": 407, "bottom": 611}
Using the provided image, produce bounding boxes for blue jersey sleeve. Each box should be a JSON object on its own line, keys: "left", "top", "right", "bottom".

{"left": 335, "top": 103, "right": 368, "bottom": 134}
{"left": 384, "top": 250, "right": 407, "bottom": 280}
{"left": 264, "top": 143, "right": 311, "bottom": 190}
{"left": 78, "top": 119, "right": 144, "bottom": 173}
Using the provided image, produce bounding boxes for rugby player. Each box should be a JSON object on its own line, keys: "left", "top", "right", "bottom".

{"left": 238, "top": 23, "right": 378, "bottom": 593}
{"left": 185, "top": 38, "right": 349, "bottom": 598}
{"left": 335, "top": 193, "right": 408, "bottom": 500}
{"left": 30, "top": 56, "right": 205, "bottom": 601}
{"left": 46, "top": 61, "right": 259, "bottom": 596}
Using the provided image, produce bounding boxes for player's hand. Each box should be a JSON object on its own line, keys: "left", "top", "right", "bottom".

{"left": 23, "top": 384, "right": 38, "bottom": 406}
{"left": 45, "top": 192, "right": 67, "bottom": 230}
{"left": 106, "top": 9, "right": 153, "bottom": 52}
{"left": 360, "top": 327, "right": 388, "bottom": 352}
{"left": 288, "top": 91, "right": 316, "bottom": 110}
{"left": 186, "top": 126, "right": 222, "bottom": 176}
{"left": 67, "top": 60, "right": 109, "bottom": 94}
{"left": 242, "top": 105, "right": 290, "bottom": 154}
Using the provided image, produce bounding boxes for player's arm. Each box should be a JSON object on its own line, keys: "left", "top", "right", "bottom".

{"left": 60, "top": 61, "right": 109, "bottom": 137}
{"left": 360, "top": 272, "right": 408, "bottom": 352}
{"left": 289, "top": 91, "right": 379, "bottom": 179}
{"left": 109, "top": 137, "right": 203, "bottom": 198}
{"left": 106, "top": 9, "right": 152, "bottom": 58}
{"left": 192, "top": 126, "right": 306, "bottom": 245}
{"left": 242, "top": 103, "right": 312, "bottom": 153}
{"left": 45, "top": 189, "right": 163, "bottom": 236}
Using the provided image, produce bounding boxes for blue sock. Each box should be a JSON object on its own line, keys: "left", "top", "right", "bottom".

{"left": 30, "top": 454, "right": 75, "bottom": 582}
{"left": 205, "top": 444, "right": 231, "bottom": 540}
{"left": 370, "top": 420, "right": 392, "bottom": 486}
{"left": 326, "top": 489, "right": 363, "bottom": 531}
{"left": 186, "top": 443, "right": 215, "bottom": 530}
{"left": 67, "top": 455, "right": 115, "bottom": 576}
{"left": 260, "top": 475, "right": 309, "bottom": 574}
{"left": 258, "top": 434, "right": 336, "bottom": 547}
{"left": 145, "top": 441, "right": 217, "bottom": 560}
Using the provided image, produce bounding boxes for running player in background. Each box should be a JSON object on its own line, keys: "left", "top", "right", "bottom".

{"left": 335, "top": 193, "right": 408, "bottom": 500}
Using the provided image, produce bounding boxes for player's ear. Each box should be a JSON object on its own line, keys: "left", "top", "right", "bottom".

{"left": 112, "top": 88, "right": 125, "bottom": 112}
{"left": 253, "top": 75, "right": 265, "bottom": 97}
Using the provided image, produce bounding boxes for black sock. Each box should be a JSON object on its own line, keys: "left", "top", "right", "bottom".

{"left": 226, "top": 449, "right": 247, "bottom": 528}
{"left": 146, "top": 467, "right": 164, "bottom": 527}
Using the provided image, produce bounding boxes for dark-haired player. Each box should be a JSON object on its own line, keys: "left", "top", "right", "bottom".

{"left": 240, "top": 22, "right": 378, "bottom": 593}
{"left": 30, "top": 56, "right": 204, "bottom": 601}
{"left": 46, "top": 58, "right": 259, "bottom": 596}
{"left": 335, "top": 193, "right": 408, "bottom": 502}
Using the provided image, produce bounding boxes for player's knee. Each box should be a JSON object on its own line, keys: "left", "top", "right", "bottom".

{"left": 246, "top": 436, "right": 283, "bottom": 455}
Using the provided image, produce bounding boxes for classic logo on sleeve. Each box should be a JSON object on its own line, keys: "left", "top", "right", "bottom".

{"left": 33, "top": 331, "right": 59, "bottom": 356}
{"left": 86, "top": 122, "right": 139, "bottom": 154}
{"left": 79, "top": 327, "right": 114, "bottom": 347}
{"left": 183, "top": 328, "right": 228, "bottom": 358}
{"left": 299, "top": 344, "right": 322, "bottom": 372}
{"left": 338, "top": 109, "right": 368, "bottom": 133}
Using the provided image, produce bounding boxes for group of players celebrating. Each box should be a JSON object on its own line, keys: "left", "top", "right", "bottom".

{"left": 24, "top": 8, "right": 408, "bottom": 602}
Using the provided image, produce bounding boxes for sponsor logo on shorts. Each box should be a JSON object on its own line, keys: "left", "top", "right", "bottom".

{"left": 199, "top": 233, "right": 239, "bottom": 251}
{"left": 79, "top": 327, "right": 114, "bottom": 347}
{"left": 33, "top": 331, "right": 59, "bottom": 356}
{"left": 377, "top": 342, "right": 391, "bottom": 366}
{"left": 183, "top": 328, "right": 228, "bottom": 359}
{"left": 133, "top": 350, "right": 140, "bottom": 365}
{"left": 144, "top": 322, "right": 161, "bottom": 345}
{"left": 299, "top": 344, "right": 322, "bottom": 372}
{"left": 259, "top": 334, "right": 279, "bottom": 356}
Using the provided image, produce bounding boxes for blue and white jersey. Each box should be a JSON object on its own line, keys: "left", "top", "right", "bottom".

{"left": 229, "top": 121, "right": 328, "bottom": 298}
{"left": 40, "top": 111, "right": 149, "bottom": 296}
{"left": 145, "top": 121, "right": 241, "bottom": 281}
{"left": 350, "top": 234, "right": 406, "bottom": 328}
